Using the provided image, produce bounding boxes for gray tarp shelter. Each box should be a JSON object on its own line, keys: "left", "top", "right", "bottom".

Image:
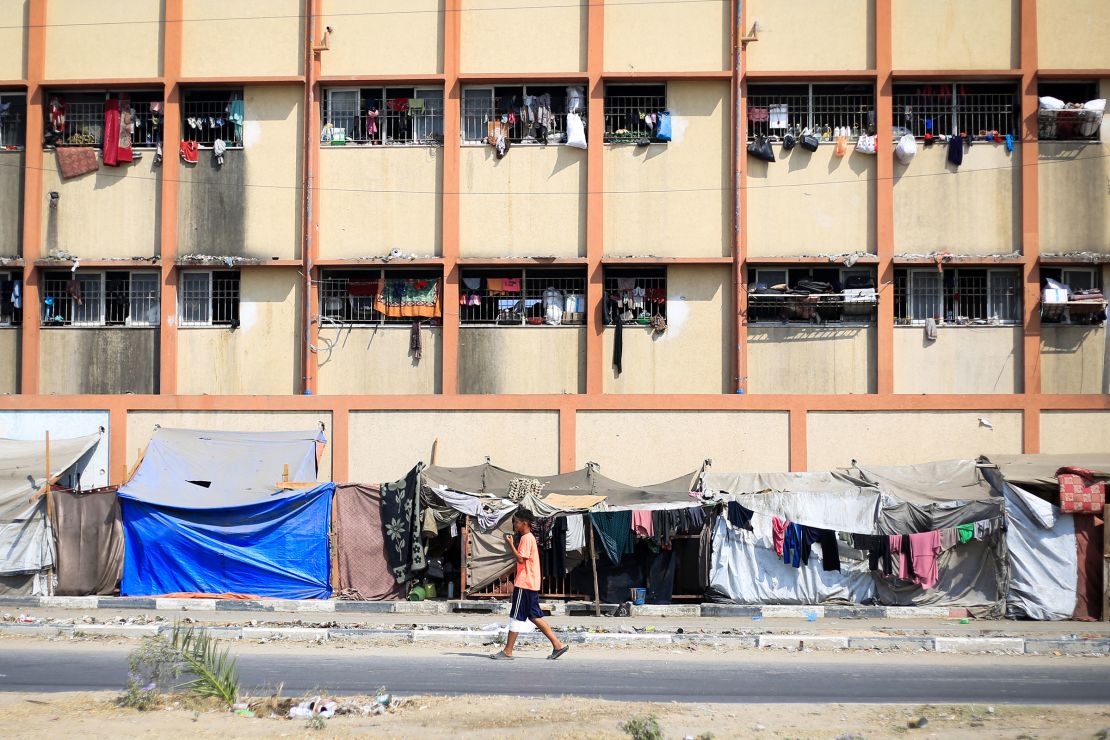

{"left": 0, "top": 433, "right": 101, "bottom": 595}
{"left": 701, "top": 460, "right": 1007, "bottom": 617}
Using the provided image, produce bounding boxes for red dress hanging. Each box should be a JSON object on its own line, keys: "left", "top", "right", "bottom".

{"left": 102, "top": 98, "right": 121, "bottom": 166}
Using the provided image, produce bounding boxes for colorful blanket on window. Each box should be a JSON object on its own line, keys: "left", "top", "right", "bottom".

{"left": 375, "top": 279, "right": 441, "bottom": 319}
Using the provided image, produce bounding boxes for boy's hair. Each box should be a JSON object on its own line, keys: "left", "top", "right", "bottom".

{"left": 513, "top": 508, "right": 535, "bottom": 524}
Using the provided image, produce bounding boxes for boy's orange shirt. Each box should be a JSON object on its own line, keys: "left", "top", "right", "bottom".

{"left": 515, "top": 531, "right": 541, "bottom": 591}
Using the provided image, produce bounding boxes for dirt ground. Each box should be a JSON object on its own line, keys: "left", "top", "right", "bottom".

{"left": 0, "top": 691, "right": 1107, "bottom": 739}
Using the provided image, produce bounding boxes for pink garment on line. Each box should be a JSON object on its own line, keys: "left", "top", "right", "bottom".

{"left": 631, "top": 510, "right": 654, "bottom": 538}
{"left": 906, "top": 531, "right": 942, "bottom": 590}
{"left": 772, "top": 517, "right": 787, "bottom": 558}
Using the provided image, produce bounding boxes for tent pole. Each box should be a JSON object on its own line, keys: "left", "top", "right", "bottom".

{"left": 44, "top": 431, "right": 55, "bottom": 589}
{"left": 459, "top": 515, "right": 469, "bottom": 600}
{"left": 1103, "top": 503, "right": 1109, "bottom": 623}
{"left": 588, "top": 520, "right": 600, "bottom": 618}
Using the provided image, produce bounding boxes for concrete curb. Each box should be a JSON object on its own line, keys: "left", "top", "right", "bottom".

{"left": 0, "top": 596, "right": 972, "bottom": 621}
{"left": 1, "top": 622, "right": 1106, "bottom": 655}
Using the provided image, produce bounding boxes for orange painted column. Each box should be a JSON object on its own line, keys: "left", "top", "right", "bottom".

{"left": 584, "top": 0, "right": 605, "bottom": 396}
{"left": 158, "top": 0, "right": 183, "bottom": 395}
{"left": 330, "top": 403, "right": 350, "bottom": 482}
{"left": 109, "top": 405, "right": 128, "bottom": 486}
{"left": 440, "top": 0, "right": 461, "bottom": 396}
{"left": 732, "top": 0, "right": 746, "bottom": 393}
{"left": 558, "top": 405, "right": 576, "bottom": 473}
{"left": 874, "top": 0, "right": 895, "bottom": 396}
{"left": 788, "top": 407, "right": 807, "bottom": 472}
{"left": 1019, "top": 0, "right": 1041, "bottom": 452}
{"left": 18, "top": 0, "right": 46, "bottom": 395}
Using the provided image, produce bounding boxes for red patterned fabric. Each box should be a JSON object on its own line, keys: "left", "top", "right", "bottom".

{"left": 1057, "top": 467, "right": 1107, "bottom": 514}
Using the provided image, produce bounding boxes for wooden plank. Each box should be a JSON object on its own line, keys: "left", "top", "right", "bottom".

{"left": 588, "top": 521, "right": 601, "bottom": 618}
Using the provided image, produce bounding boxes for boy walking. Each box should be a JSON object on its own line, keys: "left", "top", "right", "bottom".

{"left": 491, "top": 509, "right": 569, "bottom": 661}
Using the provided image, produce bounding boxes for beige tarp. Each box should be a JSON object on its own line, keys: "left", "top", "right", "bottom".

{"left": 984, "top": 454, "right": 1110, "bottom": 499}
{"left": 51, "top": 488, "right": 124, "bottom": 596}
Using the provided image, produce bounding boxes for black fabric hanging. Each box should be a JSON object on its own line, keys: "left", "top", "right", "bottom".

{"left": 646, "top": 547, "right": 676, "bottom": 604}
{"left": 611, "top": 296, "right": 623, "bottom": 375}
{"left": 726, "top": 501, "right": 753, "bottom": 531}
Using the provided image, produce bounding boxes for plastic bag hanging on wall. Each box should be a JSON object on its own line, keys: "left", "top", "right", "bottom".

{"left": 566, "top": 113, "right": 587, "bottom": 150}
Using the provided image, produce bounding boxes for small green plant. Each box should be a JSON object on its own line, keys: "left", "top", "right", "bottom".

{"left": 621, "top": 715, "right": 664, "bottom": 740}
{"left": 306, "top": 716, "right": 327, "bottom": 731}
{"left": 119, "top": 635, "right": 182, "bottom": 710}
{"left": 169, "top": 623, "right": 240, "bottom": 705}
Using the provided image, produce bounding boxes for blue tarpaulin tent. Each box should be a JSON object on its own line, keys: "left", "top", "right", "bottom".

{"left": 118, "top": 428, "right": 333, "bottom": 599}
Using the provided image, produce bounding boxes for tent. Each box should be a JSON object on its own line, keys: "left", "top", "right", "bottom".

{"left": 333, "top": 484, "right": 406, "bottom": 601}
{"left": 119, "top": 428, "right": 333, "bottom": 599}
{"left": 51, "top": 487, "right": 124, "bottom": 596}
{"left": 982, "top": 454, "right": 1109, "bottom": 621}
{"left": 701, "top": 460, "right": 1008, "bottom": 617}
{"left": 0, "top": 433, "right": 100, "bottom": 596}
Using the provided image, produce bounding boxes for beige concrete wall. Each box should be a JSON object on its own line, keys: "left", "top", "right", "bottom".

{"left": 0, "top": 1, "right": 26, "bottom": 80}
{"left": 461, "top": 0, "right": 585, "bottom": 73}
{"left": 1038, "top": 0, "right": 1110, "bottom": 70}
{"left": 240, "top": 86, "right": 303, "bottom": 259}
{"left": 175, "top": 269, "right": 301, "bottom": 395}
{"left": 746, "top": 147, "right": 877, "bottom": 257}
{"left": 893, "top": 146, "right": 1020, "bottom": 255}
{"left": 1040, "top": 326, "right": 1108, "bottom": 395}
{"left": 1039, "top": 145, "right": 1110, "bottom": 255}
{"left": 0, "top": 151, "right": 22, "bottom": 256}
{"left": 458, "top": 327, "right": 584, "bottom": 394}
{"left": 604, "top": 0, "right": 729, "bottom": 72}
{"left": 894, "top": 326, "right": 1022, "bottom": 394}
{"left": 41, "top": 153, "right": 160, "bottom": 259}
{"left": 577, "top": 411, "right": 790, "bottom": 484}
{"left": 0, "top": 329, "right": 18, "bottom": 394}
{"left": 747, "top": 326, "right": 876, "bottom": 394}
{"left": 892, "top": 0, "right": 1018, "bottom": 70}
{"left": 744, "top": 0, "right": 873, "bottom": 71}
{"left": 604, "top": 82, "right": 730, "bottom": 258}
{"left": 318, "top": 148, "right": 442, "bottom": 259}
{"left": 317, "top": 327, "right": 441, "bottom": 395}
{"left": 349, "top": 410, "right": 559, "bottom": 483}
{"left": 459, "top": 145, "right": 585, "bottom": 258}
{"left": 40, "top": 328, "right": 158, "bottom": 394}
{"left": 807, "top": 410, "right": 1023, "bottom": 471}
{"left": 45, "top": 0, "right": 162, "bottom": 79}
{"left": 321, "top": 0, "right": 443, "bottom": 76}
{"left": 603, "top": 266, "right": 730, "bottom": 394}
{"left": 127, "top": 411, "right": 333, "bottom": 481}
{"left": 182, "top": 0, "right": 303, "bottom": 77}
{"left": 1040, "top": 412, "right": 1110, "bottom": 455}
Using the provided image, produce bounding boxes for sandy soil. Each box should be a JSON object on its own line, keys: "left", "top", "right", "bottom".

{"left": 0, "top": 691, "right": 1107, "bottom": 739}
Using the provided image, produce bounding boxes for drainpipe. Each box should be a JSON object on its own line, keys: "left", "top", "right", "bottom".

{"left": 732, "top": 0, "right": 744, "bottom": 393}
{"left": 301, "top": 0, "right": 318, "bottom": 394}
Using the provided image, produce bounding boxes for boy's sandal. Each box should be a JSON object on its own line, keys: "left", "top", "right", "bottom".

{"left": 547, "top": 646, "right": 570, "bottom": 660}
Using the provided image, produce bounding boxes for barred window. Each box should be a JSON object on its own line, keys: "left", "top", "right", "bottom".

{"left": 461, "top": 83, "right": 586, "bottom": 145}
{"left": 894, "top": 268, "right": 1022, "bottom": 325}
{"left": 459, "top": 268, "right": 586, "bottom": 326}
{"left": 604, "top": 84, "right": 667, "bottom": 143}
{"left": 319, "top": 268, "right": 443, "bottom": 326}
{"left": 0, "top": 272, "right": 21, "bottom": 326}
{"left": 1040, "top": 267, "right": 1106, "bottom": 326}
{"left": 746, "top": 266, "right": 877, "bottom": 324}
{"left": 603, "top": 267, "right": 666, "bottom": 324}
{"left": 891, "top": 82, "right": 1019, "bottom": 140}
{"left": 747, "top": 83, "right": 875, "bottom": 141}
{"left": 0, "top": 93, "right": 25, "bottom": 150}
{"left": 182, "top": 89, "right": 244, "bottom": 148}
{"left": 41, "top": 270, "right": 159, "bottom": 327}
{"left": 44, "top": 90, "right": 163, "bottom": 148}
{"left": 1037, "top": 81, "right": 1104, "bottom": 142}
{"left": 321, "top": 86, "right": 443, "bottom": 146}
{"left": 179, "top": 271, "right": 240, "bottom": 328}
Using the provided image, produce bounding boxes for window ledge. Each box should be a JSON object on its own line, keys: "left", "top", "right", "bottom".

{"left": 323, "top": 142, "right": 442, "bottom": 149}
{"left": 460, "top": 323, "right": 586, "bottom": 328}
{"left": 894, "top": 323, "right": 1021, "bottom": 328}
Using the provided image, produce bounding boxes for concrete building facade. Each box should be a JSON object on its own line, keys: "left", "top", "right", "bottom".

{"left": 0, "top": 0, "right": 1107, "bottom": 486}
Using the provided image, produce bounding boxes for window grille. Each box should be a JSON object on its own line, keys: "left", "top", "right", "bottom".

{"left": 1040, "top": 267, "right": 1107, "bottom": 325}
{"left": 41, "top": 271, "right": 159, "bottom": 327}
{"left": 1036, "top": 81, "right": 1103, "bottom": 142}
{"left": 182, "top": 90, "right": 244, "bottom": 148}
{"left": 0, "top": 272, "right": 21, "bottom": 326}
{"left": 321, "top": 87, "right": 444, "bottom": 146}
{"left": 746, "top": 266, "right": 878, "bottom": 324}
{"left": 894, "top": 268, "right": 1022, "bottom": 325}
{"left": 891, "top": 83, "right": 1019, "bottom": 139}
{"left": 0, "top": 94, "right": 25, "bottom": 149}
{"left": 459, "top": 268, "right": 587, "bottom": 326}
{"left": 179, "top": 271, "right": 240, "bottom": 328}
{"left": 461, "top": 84, "right": 585, "bottom": 145}
{"left": 318, "top": 269, "right": 443, "bottom": 325}
{"left": 603, "top": 268, "right": 667, "bottom": 324}
{"left": 603, "top": 84, "right": 667, "bottom": 143}
{"left": 45, "top": 91, "right": 163, "bottom": 148}
{"left": 747, "top": 83, "right": 875, "bottom": 141}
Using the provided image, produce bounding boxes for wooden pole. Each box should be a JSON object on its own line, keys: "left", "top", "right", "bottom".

{"left": 44, "top": 432, "right": 55, "bottom": 588}
{"left": 588, "top": 519, "right": 601, "bottom": 618}
{"left": 459, "top": 516, "right": 469, "bottom": 599}
{"left": 1103, "top": 504, "right": 1109, "bottom": 622}
{"left": 431, "top": 437, "right": 439, "bottom": 465}
{"left": 282, "top": 463, "right": 289, "bottom": 483}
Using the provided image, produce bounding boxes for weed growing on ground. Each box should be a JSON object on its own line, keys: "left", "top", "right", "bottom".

{"left": 621, "top": 714, "right": 664, "bottom": 740}
{"left": 118, "top": 635, "right": 182, "bottom": 710}
{"left": 306, "top": 715, "right": 327, "bottom": 731}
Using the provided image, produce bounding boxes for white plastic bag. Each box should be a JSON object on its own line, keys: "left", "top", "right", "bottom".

{"left": 855, "top": 133, "right": 876, "bottom": 154}
{"left": 1038, "top": 96, "right": 1065, "bottom": 110}
{"left": 566, "top": 112, "right": 587, "bottom": 150}
{"left": 895, "top": 132, "right": 917, "bottom": 164}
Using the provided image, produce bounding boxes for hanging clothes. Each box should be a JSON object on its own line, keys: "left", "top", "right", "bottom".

{"left": 947, "top": 134, "right": 964, "bottom": 166}
{"left": 611, "top": 295, "right": 623, "bottom": 375}
{"left": 864, "top": 534, "right": 894, "bottom": 576}
{"left": 726, "top": 501, "right": 754, "bottom": 531}
{"left": 631, "top": 510, "right": 654, "bottom": 538}
{"left": 782, "top": 523, "right": 815, "bottom": 568}
{"left": 652, "top": 509, "right": 677, "bottom": 550}
{"left": 905, "top": 531, "right": 942, "bottom": 590}
{"left": 228, "top": 97, "right": 245, "bottom": 141}
{"left": 890, "top": 534, "right": 917, "bottom": 583}
{"left": 565, "top": 514, "right": 585, "bottom": 552}
{"left": 375, "top": 279, "right": 441, "bottom": 319}
{"left": 116, "top": 96, "right": 134, "bottom": 164}
{"left": 957, "top": 522, "right": 974, "bottom": 543}
{"left": 102, "top": 98, "right": 122, "bottom": 166}
{"left": 683, "top": 506, "right": 706, "bottom": 533}
{"left": 815, "top": 529, "right": 841, "bottom": 572}
{"left": 409, "top": 320, "right": 422, "bottom": 360}
{"left": 380, "top": 467, "right": 426, "bottom": 584}
{"left": 590, "top": 511, "right": 635, "bottom": 566}
{"left": 771, "top": 517, "right": 787, "bottom": 557}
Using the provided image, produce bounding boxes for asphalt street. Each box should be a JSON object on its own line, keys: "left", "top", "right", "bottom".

{"left": 2, "top": 644, "right": 1109, "bottom": 704}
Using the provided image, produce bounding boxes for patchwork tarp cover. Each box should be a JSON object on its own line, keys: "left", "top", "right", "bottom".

{"left": 119, "top": 428, "right": 332, "bottom": 599}
{"left": 52, "top": 488, "right": 124, "bottom": 596}
{"left": 120, "top": 428, "right": 323, "bottom": 508}
{"left": 334, "top": 484, "right": 406, "bottom": 601}
{"left": 0, "top": 433, "right": 100, "bottom": 576}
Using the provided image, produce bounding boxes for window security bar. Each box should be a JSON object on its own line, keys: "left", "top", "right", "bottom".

{"left": 46, "top": 92, "right": 163, "bottom": 148}
{"left": 41, "top": 272, "right": 159, "bottom": 327}
{"left": 179, "top": 271, "right": 240, "bottom": 328}
{"left": 747, "top": 85, "right": 875, "bottom": 141}
{"left": 461, "top": 85, "right": 582, "bottom": 145}
{"left": 459, "top": 270, "right": 587, "bottom": 326}
{"left": 318, "top": 270, "right": 443, "bottom": 325}
{"left": 604, "top": 94, "right": 667, "bottom": 143}
{"left": 322, "top": 89, "right": 444, "bottom": 146}
{"left": 894, "top": 269, "right": 1021, "bottom": 325}
{"left": 182, "top": 94, "right": 244, "bottom": 148}
{"left": 602, "top": 271, "right": 668, "bottom": 323}
{"left": 891, "top": 84, "right": 1019, "bottom": 139}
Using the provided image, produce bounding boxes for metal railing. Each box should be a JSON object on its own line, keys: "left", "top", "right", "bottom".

{"left": 603, "top": 271, "right": 667, "bottom": 323}
{"left": 182, "top": 94, "right": 243, "bottom": 147}
{"left": 0, "top": 275, "right": 21, "bottom": 326}
{"left": 0, "top": 108, "right": 23, "bottom": 149}
{"left": 459, "top": 270, "right": 587, "bottom": 325}
{"left": 47, "top": 93, "right": 163, "bottom": 148}
{"left": 319, "top": 270, "right": 442, "bottom": 325}
{"left": 604, "top": 94, "right": 667, "bottom": 143}
{"left": 179, "top": 271, "right": 240, "bottom": 327}
{"left": 894, "top": 269, "right": 1021, "bottom": 324}
{"left": 461, "top": 92, "right": 569, "bottom": 145}
{"left": 321, "top": 92, "right": 444, "bottom": 146}
{"left": 747, "top": 292, "right": 878, "bottom": 324}
{"left": 892, "top": 84, "right": 1019, "bottom": 138}
{"left": 747, "top": 87, "right": 875, "bottom": 140}
{"left": 41, "top": 271, "right": 159, "bottom": 327}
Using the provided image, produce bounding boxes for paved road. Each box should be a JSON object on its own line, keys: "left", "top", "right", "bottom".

{"left": 2, "top": 645, "right": 1109, "bottom": 704}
